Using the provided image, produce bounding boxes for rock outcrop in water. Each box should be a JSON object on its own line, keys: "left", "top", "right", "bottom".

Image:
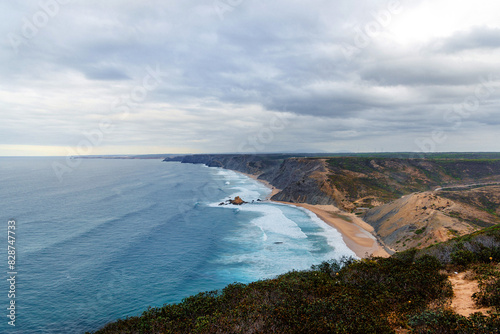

{"left": 219, "top": 196, "right": 247, "bottom": 206}
{"left": 231, "top": 196, "right": 245, "bottom": 205}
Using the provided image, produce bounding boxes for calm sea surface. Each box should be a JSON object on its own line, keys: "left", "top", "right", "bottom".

{"left": 0, "top": 157, "right": 355, "bottom": 333}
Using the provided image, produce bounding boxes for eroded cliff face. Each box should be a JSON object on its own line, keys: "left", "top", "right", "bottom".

{"left": 261, "top": 158, "right": 337, "bottom": 205}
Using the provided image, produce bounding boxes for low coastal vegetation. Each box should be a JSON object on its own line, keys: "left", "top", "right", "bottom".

{"left": 91, "top": 225, "right": 500, "bottom": 333}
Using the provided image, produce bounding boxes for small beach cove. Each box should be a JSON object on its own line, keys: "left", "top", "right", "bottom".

{"left": 231, "top": 169, "right": 390, "bottom": 258}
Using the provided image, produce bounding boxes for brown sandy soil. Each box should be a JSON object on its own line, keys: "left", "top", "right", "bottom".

{"left": 364, "top": 192, "right": 479, "bottom": 251}
{"left": 449, "top": 271, "right": 492, "bottom": 316}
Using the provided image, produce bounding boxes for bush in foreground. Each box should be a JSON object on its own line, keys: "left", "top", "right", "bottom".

{"left": 471, "top": 263, "right": 500, "bottom": 310}
{"left": 409, "top": 309, "right": 500, "bottom": 333}
{"left": 92, "top": 254, "right": 452, "bottom": 334}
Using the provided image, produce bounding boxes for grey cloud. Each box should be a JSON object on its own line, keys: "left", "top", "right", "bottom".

{"left": 359, "top": 55, "right": 499, "bottom": 87}
{"left": 439, "top": 26, "right": 500, "bottom": 52}
{"left": 83, "top": 65, "right": 131, "bottom": 81}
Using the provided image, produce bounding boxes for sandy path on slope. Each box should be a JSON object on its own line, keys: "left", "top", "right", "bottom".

{"left": 449, "top": 272, "right": 492, "bottom": 316}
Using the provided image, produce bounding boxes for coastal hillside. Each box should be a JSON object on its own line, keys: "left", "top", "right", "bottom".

{"left": 325, "top": 157, "right": 500, "bottom": 211}
{"left": 364, "top": 188, "right": 500, "bottom": 251}
{"left": 91, "top": 224, "right": 500, "bottom": 333}
{"left": 165, "top": 154, "right": 500, "bottom": 210}
{"left": 165, "top": 154, "right": 500, "bottom": 250}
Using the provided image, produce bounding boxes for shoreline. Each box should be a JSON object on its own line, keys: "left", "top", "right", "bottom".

{"left": 277, "top": 202, "right": 390, "bottom": 258}
{"left": 229, "top": 169, "right": 390, "bottom": 258}
{"left": 235, "top": 171, "right": 281, "bottom": 199}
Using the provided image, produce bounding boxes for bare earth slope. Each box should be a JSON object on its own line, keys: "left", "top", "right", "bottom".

{"left": 325, "top": 158, "right": 500, "bottom": 212}
{"left": 324, "top": 158, "right": 500, "bottom": 250}
{"left": 365, "top": 192, "right": 489, "bottom": 250}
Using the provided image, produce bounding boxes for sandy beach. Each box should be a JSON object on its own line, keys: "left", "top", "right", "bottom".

{"left": 231, "top": 169, "right": 389, "bottom": 258}
{"left": 278, "top": 202, "right": 390, "bottom": 258}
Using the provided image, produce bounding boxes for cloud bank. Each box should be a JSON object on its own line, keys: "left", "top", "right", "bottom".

{"left": 1, "top": 0, "right": 499, "bottom": 155}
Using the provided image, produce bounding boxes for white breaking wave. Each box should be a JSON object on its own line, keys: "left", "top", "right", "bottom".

{"left": 239, "top": 204, "right": 308, "bottom": 239}
{"left": 208, "top": 167, "right": 271, "bottom": 205}
{"left": 298, "top": 206, "right": 358, "bottom": 259}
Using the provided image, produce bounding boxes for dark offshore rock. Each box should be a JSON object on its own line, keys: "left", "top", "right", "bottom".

{"left": 218, "top": 196, "right": 248, "bottom": 206}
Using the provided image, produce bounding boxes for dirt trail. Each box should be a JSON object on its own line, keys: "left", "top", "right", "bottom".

{"left": 435, "top": 181, "right": 500, "bottom": 192}
{"left": 449, "top": 272, "right": 492, "bottom": 316}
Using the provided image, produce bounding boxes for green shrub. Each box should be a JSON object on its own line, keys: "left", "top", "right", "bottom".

{"left": 310, "top": 256, "right": 354, "bottom": 276}
{"left": 338, "top": 255, "right": 452, "bottom": 317}
{"left": 415, "top": 227, "right": 426, "bottom": 235}
{"left": 409, "top": 309, "right": 500, "bottom": 333}
{"left": 418, "top": 224, "right": 500, "bottom": 267}
{"left": 451, "top": 249, "right": 477, "bottom": 266}
{"left": 472, "top": 264, "right": 500, "bottom": 310}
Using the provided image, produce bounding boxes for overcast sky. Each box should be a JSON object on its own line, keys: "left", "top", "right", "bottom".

{"left": 1, "top": 0, "right": 499, "bottom": 156}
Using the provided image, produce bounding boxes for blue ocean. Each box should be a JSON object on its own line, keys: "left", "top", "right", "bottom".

{"left": 0, "top": 158, "right": 355, "bottom": 333}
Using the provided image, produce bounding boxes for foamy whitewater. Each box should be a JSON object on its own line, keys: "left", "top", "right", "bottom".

{"left": 0, "top": 158, "right": 355, "bottom": 333}
{"left": 210, "top": 169, "right": 355, "bottom": 280}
